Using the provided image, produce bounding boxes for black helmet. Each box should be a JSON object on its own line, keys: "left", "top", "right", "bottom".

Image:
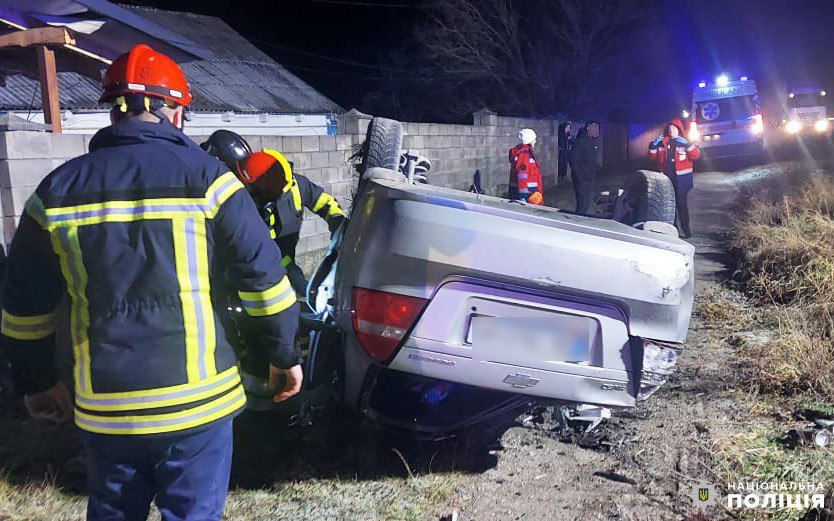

{"left": 200, "top": 130, "right": 252, "bottom": 173}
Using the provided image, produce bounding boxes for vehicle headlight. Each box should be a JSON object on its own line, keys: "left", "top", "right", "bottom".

{"left": 687, "top": 122, "right": 700, "bottom": 142}
{"left": 814, "top": 119, "right": 830, "bottom": 133}
{"left": 786, "top": 120, "right": 803, "bottom": 134}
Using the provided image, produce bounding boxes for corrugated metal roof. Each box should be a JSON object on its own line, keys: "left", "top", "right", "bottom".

{"left": 118, "top": 5, "right": 269, "bottom": 63}
{"left": 76, "top": 0, "right": 215, "bottom": 59}
{"left": 0, "top": 3, "right": 342, "bottom": 114}
{"left": 120, "top": 5, "right": 342, "bottom": 113}
{"left": 0, "top": 72, "right": 103, "bottom": 111}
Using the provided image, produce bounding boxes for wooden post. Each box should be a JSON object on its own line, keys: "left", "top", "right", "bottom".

{"left": 36, "top": 45, "right": 61, "bottom": 133}
{"left": 0, "top": 28, "right": 76, "bottom": 134}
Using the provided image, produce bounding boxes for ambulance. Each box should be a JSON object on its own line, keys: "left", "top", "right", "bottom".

{"left": 689, "top": 75, "right": 764, "bottom": 157}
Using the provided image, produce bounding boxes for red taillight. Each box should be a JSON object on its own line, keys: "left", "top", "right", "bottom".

{"left": 351, "top": 287, "right": 428, "bottom": 362}
{"left": 751, "top": 114, "right": 764, "bottom": 134}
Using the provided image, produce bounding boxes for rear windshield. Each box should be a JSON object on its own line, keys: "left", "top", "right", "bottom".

{"left": 788, "top": 93, "right": 825, "bottom": 108}
{"left": 695, "top": 96, "right": 756, "bottom": 122}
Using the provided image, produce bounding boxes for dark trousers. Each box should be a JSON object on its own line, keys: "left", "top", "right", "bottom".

{"left": 558, "top": 150, "right": 569, "bottom": 178}
{"left": 675, "top": 187, "right": 691, "bottom": 236}
{"left": 82, "top": 420, "right": 233, "bottom": 521}
{"left": 670, "top": 176, "right": 692, "bottom": 236}
{"left": 572, "top": 175, "right": 594, "bottom": 215}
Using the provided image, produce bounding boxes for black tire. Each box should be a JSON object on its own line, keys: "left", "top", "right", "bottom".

{"left": 361, "top": 117, "right": 403, "bottom": 174}
{"left": 623, "top": 170, "right": 676, "bottom": 226}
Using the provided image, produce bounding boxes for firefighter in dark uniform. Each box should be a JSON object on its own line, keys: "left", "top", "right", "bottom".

{"left": 200, "top": 136, "right": 345, "bottom": 296}
{"left": 0, "top": 44, "right": 301, "bottom": 520}
{"left": 239, "top": 150, "right": 345, "bottom": 295}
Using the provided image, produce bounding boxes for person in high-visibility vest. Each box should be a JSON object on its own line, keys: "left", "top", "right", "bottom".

{"left": 240, "top": 150, "right": 346, "bottom": 295}
{"left": 508, "top": 128, "right": 544, "bottom": 205}
{"left": 0, "top": 44, "right": 301, "bottom": 520}
{"left": 648, "top": 118, "right": 701, "bottom": 238}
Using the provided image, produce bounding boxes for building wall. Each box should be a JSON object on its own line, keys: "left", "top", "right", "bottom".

{"left": 0, "top": 131, "right": 87, "bottom": 248}
{"left": 0, "top": 112, "right": 568, "bottom": 274}
{"left": 400, "top": 116, "right": 561, "bottom": 196}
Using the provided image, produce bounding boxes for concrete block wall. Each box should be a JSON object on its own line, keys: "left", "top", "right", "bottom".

{"left": 401, "top": 116, "right": 559, "bottom": 197}
{"left": 0, "top": 111, "right": 563, "bottom": 272}
{"left": 0, "top": 131, "right": 87, "bottom": 249}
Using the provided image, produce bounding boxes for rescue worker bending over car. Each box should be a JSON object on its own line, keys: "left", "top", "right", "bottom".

{"left": 240, "top": 150, "right": 345, "bottom": 294}
{"left": 202, "top": 129, "right": 346, "bottom": 296}
{"left": 0, "top": 44, "right": 301, "bottom": 520}
{"left": 508, "top": 128, "right": 544, "bottom": 205}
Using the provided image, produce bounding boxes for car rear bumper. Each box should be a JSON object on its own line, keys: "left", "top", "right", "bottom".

{"left": 391, "top": 345, "right": 639, "bottom": 406}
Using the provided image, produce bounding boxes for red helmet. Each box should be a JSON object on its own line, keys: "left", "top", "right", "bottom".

{"left": 240, "top": 150, "right": 293, "bottom": 190}
{"left": 100, "top": 44, "right": 193, "bottom": 106}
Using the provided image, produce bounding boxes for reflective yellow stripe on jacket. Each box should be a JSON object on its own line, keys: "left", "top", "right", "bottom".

{"left": 172, "top": 217, "right": 217, "bottom": 381}
{"left": 38, "top": 172, "right": 243, "bottom": 230}
{"left": 25, "top": 173, "right": 251, "bottom": 434}
{"left": 51, "top": 226, "right": 93, "bottom": 394}
{"left": 290, "top": 181, "right": 303, "bottom": 212}
{"left": 238, "top": 276, "right": 296, "bottom": 317}
{"left": 0, "top": 311, "right": 56, "bottom": 340}
{"left": 312, "top": 192, "right": 344, "bottom": 217}
{"left": 75, "top": 366, "right": 242, "bottom": 412}
{"left": 75, "top": 382, "right": 246, "bottom": 435}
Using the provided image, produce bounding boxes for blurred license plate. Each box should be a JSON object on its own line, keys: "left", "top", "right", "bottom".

{"left": 470, "top": 316, "right": 592, "bottom": 364}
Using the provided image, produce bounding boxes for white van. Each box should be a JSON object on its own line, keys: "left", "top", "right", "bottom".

{"left": 689, "top": 75, "right": 764, "bottom": 157}
{"left": 784, "top": 85, "right": 830, "bottom": 136}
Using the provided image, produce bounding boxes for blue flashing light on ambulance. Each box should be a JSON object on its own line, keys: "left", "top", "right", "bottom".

{"left": 689, "top": 74, "right": 764, "bottom": 157}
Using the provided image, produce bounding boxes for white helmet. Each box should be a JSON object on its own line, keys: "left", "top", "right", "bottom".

{"left": 518, "top": 128, "right": 537, "bottom": 145}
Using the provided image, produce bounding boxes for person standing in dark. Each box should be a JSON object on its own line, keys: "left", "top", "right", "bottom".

{"left": 557, "top": 121, "right": 573, "bottom": 182}
{"left": 569, "top": 121, "right": 602, "bottom": 215}
{"left": 648, "top": 118, "right": 701, "bottom": 238}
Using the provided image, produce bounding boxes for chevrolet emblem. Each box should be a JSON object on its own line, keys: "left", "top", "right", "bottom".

{"left": 503, "top": 374, "right": 540, "bottom": 388}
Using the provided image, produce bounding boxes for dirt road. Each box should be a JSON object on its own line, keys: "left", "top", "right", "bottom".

{"left": 454, "top": 161, "right": 804, "bottom": 521}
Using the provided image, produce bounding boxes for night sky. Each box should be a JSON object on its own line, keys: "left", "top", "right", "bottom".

{"left": 122, "top": 0, "right": 834, "bottom": 122}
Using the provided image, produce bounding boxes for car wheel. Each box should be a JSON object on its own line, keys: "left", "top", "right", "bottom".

{"left": 623, "top": 170, "right": 677, "bottom": 226}
{"left": 361, "top": 117, "right": 403, "bottom": 175}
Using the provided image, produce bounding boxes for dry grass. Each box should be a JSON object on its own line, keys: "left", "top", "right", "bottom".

{"left": 728, "top": 174, "right": 834, "bottom": 397}
{"left": 0, "top": 477, "right": 85, "bottom": 521}
{"left": 0, "top": 475, "right": 460, "bottom": 521}
{"left": 693, "top": 285, "right": 750, "bottom": 329}
{"left": 711, "top": 429, "right": 834, "bottom": 521}
{"left": 0, "top": 410, "right": 462, "bottom": 521}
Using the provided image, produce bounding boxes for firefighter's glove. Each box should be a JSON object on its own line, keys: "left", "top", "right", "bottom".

{"left": 327, "top": 214, "right": 346, "bottom": 236}
{"left": 526, "top": 192, "right": 543, "bottom": 205}
{"left": 674, "top": 137, "right": 689, "bottom": 146}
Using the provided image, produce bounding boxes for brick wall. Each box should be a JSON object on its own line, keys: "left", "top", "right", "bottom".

{"left": 0, "top": 111, "right": 565, "bottom": 274}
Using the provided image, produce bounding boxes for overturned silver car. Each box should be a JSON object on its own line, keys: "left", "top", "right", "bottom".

{"left": 259, "top": 118, "right": 695, "bottom": 437}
